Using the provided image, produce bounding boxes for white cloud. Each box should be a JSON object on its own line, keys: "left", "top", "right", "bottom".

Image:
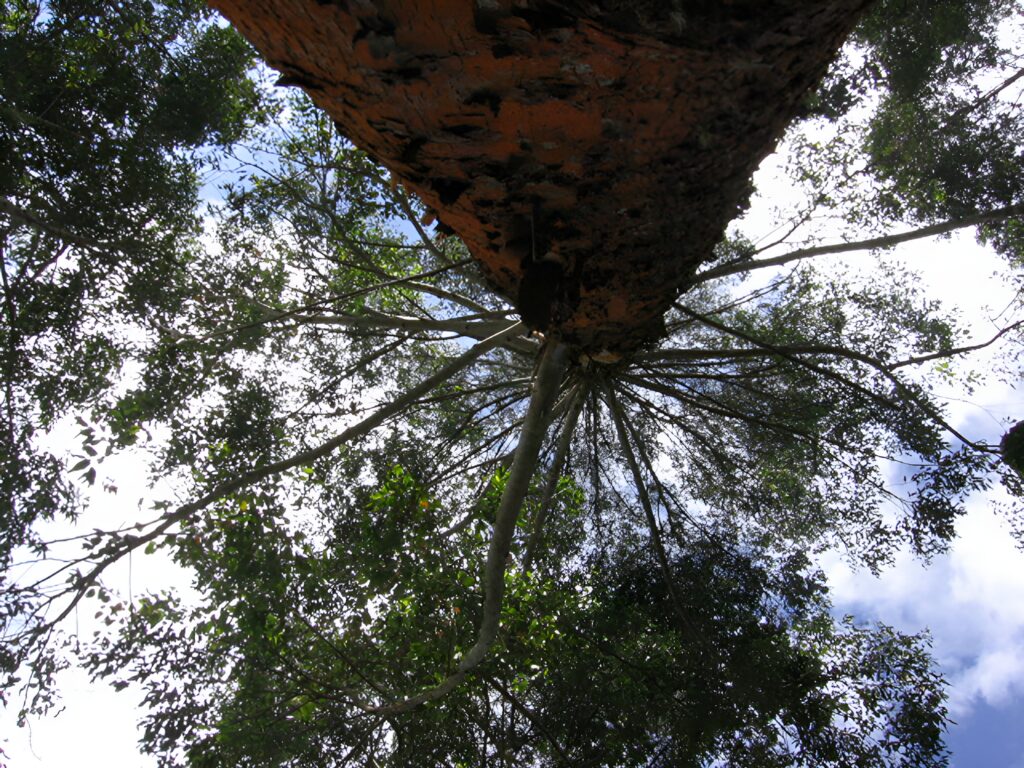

{"left": 1, "top": 432, "right": 189, "bottom": 768}
{"left": 956, "top": 648, "right": 1024, "bottom": 710}
{"left": 1, "top": 668, "right": 156, "bottom": 768}
{"left": 825, "top": 495, "right": 1024, "bottom": 718}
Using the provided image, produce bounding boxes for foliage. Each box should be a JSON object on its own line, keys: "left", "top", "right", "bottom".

{"left": 0, "top": 0, "right": 269, "bottom": 566}
{"left": 793, "top": 0, "right": 1024, "bottom": 256}
{"left": 2, "top": 1, "right": 1024, "bottom": 766}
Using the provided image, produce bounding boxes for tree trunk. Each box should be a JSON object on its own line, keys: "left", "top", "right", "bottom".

{"left": 211, "top": 0, "right": 871, "bottom": 352}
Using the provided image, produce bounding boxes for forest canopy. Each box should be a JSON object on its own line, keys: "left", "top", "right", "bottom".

{"left": 2, "top": 1, "right": 1024, "bottom": 766}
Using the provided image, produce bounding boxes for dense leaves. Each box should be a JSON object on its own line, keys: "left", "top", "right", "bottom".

{"left": 795, "top": 0, "right": 1024, "bottom": 258}
{"left": 90, "top": 475, "right": 948, "bottom": 767}
{"left": 0, "top": 0, "right": 267, "bottom": 565}
{"left": 2, "top": 1, "right": 1024, "bottom": 766}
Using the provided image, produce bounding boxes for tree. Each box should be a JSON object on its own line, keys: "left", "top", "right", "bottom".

{"left": 0, "top": 0, "right": 268, "bottom": 567}
{"left": 210, "top": 0, "right": 874, "bottom": 351}
{"left": 2, "top": 0, "right": 1023, "bottom": 766}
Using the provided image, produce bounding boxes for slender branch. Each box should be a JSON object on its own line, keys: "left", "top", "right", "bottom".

{"left": 676, "top": 305, "right": 991, "bottom": 452}
{"left": 603, "top": 383, "right": 696, "bottom": 639}
{"left": 370, "top": 341, "right": 569, "bottom": 715}
{"left": 0, "top": 101, "right": 86, "bottom": 139}
{"left": 890, "top": 319, "right": 1024, "bottom": 369}
{"left": 637, "top": 347, "right": 782, "bottom": 363}
{"left": 431, "top": 377, "right": 583, "bottom": 492}
{"left": 248, "top": 168, "right": 494, "bottom": 315}
{"left": 946, "top": 66, "right": 1024, "bottom": 125}
{"left": 296, "top": 308, "right": 534, "bottom": 354}
{"left": 388, "top": 182, "right": 462, "bottom": 269}
{"left": 424, "top": 388, "right": 532, "bottom": 472}
{"left": 751, "top": 198, "right": 819, "bottom": 255}
{"left": 696, "top": 202, "right": 1024, "bottom": 282}
{"left": 644, "top": 324, "right": 1024, "bottom": 396}
{"left": 522, "top": 384, "right": 586, "bottom": 572}
{"left": 614, "top": 386, "right": 722, "bottom": 541}
{"left": 284, "top": 337, "right": 409, "bottom": 422}
{"left": 413, "top": 378, "right": 531, "bottom": 412}
{"left": 0, "top": 248, "right": 20, "bottom": 465}
{"left": 337, "top": 236, "right": 492, "bottom": 315}
{"left": 484, "top": 674, "right": 572, "bottom": 765}
{"left": 619, "top": 372, "right": 815, "bottom": 442}
{"left": 0, "top": 198, "right": 127, "bottom": 253}
{"left": 197, "top": 257, "right": 475, "bottom": 342}
{"left": 619, "top": 374, "right": 920, "bottom": 512}
{"left": 292, "top": 609, "right": 392, "bottom": 699}
{"left": 30, "top": 323, "right": 526, "bottom": 634}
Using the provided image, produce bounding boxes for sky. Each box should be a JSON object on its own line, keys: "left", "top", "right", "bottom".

{"left": 745, "top": 156, "right": 1024, "bottom": 765}
{"left": 749, "top": 140, "right": 1024, "bottom": 763}
{"left": 4, "top": 42, "right": 1024, "bottom": 768}
{"left": 3, "top": 191, "right": 1023, "bottom": 768}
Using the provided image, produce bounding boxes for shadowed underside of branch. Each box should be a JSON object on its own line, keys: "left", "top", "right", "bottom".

{"left": 210, "top": 0, "right": 871, "bottom": 352}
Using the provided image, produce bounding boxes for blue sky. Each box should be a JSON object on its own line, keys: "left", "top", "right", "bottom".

{"left": 4, "top": 36, "right": 1024, "bottom": 766}
{"left": 948, "top": 698, "right": 1024, "bottom": 767}
{"left": 3, "top": 208, "right": 1022, "bottom": 768}
{"left": 740, "top": 144, "right": 1024, "bottom": 766}
{"left": 826, "top": 492, "right": 1024, "bottom": 767}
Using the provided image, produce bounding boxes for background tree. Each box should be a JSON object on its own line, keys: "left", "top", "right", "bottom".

{"left": 2, "top": 0, "right": 1024, "bottom": 766}
{"left": 0, "top": 0, "right": 267, "bottom": 565}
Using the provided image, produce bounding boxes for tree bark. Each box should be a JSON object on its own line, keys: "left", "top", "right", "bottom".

{"left": 211, "top": 0, "right": 872, "bottom": 352}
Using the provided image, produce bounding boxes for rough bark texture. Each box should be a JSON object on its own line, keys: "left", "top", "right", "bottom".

{"left": 211, "top": 0, "right": 870, "bottom": 352}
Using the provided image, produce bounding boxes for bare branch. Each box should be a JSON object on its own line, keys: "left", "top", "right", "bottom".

{"left": 522, "top": 384, "right": 586, "bottom": 572}
{"left": 675, "top": 305, "right": 991, "bottom": 452}
{"left": 751, "top": 198, "right": 819, "bottom": 255}
{"left": 619, "top": 372, "right": 816, "bottom": 441}
{"left": 388, "top": 182, "right": 461, "bottom": 268}
{"left": 603, "top": 383, "right": 697, "bottom": 639}
{"left": 696, "top": 202, "right": 1024, "bottom": 282}
{"left": 186, "top": 256, "right": 474, "bottom": 345}
{"left": 296, "top": 308, "right": 535, "bottom": 355}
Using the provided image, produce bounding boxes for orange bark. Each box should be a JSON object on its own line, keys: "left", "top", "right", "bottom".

{"left": 211, "top": 0, "right": 870, "bottom": 352}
